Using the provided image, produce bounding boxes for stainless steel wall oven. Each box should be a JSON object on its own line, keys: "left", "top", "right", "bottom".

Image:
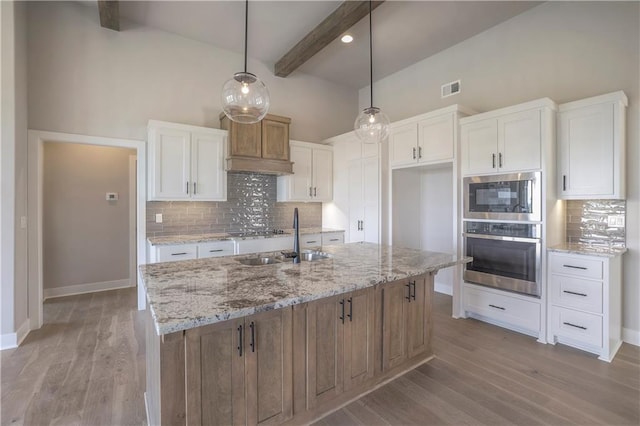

{"left": 463, "top": 221, "right": 541, "bottom": 297}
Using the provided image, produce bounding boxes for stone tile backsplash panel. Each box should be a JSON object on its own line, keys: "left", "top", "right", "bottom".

{"left": 566, "top": 199, "right": 626, "bottom": 247}
{"left": 147, "top": 172, "right": 322, "bottom": 237}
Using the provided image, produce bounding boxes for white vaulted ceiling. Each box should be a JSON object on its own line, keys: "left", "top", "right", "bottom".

{"left": 114, "top": 1, "right": 541, "bottom": 89}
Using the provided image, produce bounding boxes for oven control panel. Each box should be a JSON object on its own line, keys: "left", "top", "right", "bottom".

{"left": 464, "top": 221, "right": 540, "bottom": 239}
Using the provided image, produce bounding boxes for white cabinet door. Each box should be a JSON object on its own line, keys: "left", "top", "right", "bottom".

{"left": 312, "top": 147, "right": 333, "bottom": 202}
{"left": 348, "top": 159, "right": 364, "bottom": 243}
{"left": 418, "top": 113, "right": 454, "bottom": 164}
{"left": 289, "top": 143, "right": 313, "bottom": 201}
{"left": 498, "top": 109, "right": 541, "bottom": 172}
{"left": 558, "top": 102, "right": 619, "bottom": 198}
{"left": 362, "top": 157, "right": 379, "bottom": 244}
{"left": 191, "top": 131, "right": 227, "bottom": 201}
{"left": 389, "top": 123, "right": 418, "bottom": 168}
{"left": 460, "top": 119, "right": 497, "bottom": 176}
{"left": 149, "top": 127, "right": 191, "bottom": 200}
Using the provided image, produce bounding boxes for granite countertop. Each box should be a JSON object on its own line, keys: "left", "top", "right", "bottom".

{"left": 147, "top": 228, "right": 344, "bottom": 246}
{"left": 140, "top": 242, "right": 471, "bottom": 335}
{"left": 548, "top": 243, "right": 627, "bottom": 258}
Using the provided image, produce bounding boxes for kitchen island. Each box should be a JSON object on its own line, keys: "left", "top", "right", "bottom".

{"left": 140, "top": 242, "right": 470, "bottom": 425}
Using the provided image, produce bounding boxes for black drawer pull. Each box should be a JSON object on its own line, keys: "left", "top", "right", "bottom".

{"left": 347, "top": 297, "right": 353, "bottom": 321}
{"left": 329, "top": 238, "right": 340, "bottom": 241}
{"left": 249, "top": 321, "right": 255, "bottom": 353}
{"left": 405, "top": 284, "right": 412, "bottom": 302}
{"left": 306, "top": 240, "right": 317, "bottom": 244}
{"left": 209, "top": 249, "right": 224, "bottom": 252}
{"left": 489, "top": 304, "right": 505, "bottom": 310}
{"left": 410, "top": 281, "right": 416, "bottom": 301}
{"left": 563, "top": 264, "right": 587, "bottom": 270}
{"left": 563, "top": 290, "right": 587, "bottom": 297}
{"left": 563, "top": 322, "right": 587, "bottom": 330}
{"left": 171, "top": 252, "right": 188, "bottom": 256}
{"left": 339, "top": 299, "right": 345, "bottom": 324}
{"left": 237, "top": 325, "right": 243, "bottom": 357}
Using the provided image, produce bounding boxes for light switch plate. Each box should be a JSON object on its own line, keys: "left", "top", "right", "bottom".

{"left": 155, "top": 213, "right": 163, "bottom": 223}
{"left": 607, "top": 215, "right": 625, "bottom": 228}
{"left": 106, "top": 192, "right": 118, "bottom": 201}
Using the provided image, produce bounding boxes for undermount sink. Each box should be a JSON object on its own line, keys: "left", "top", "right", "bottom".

{"left": 236, "top": 250, "right": 332, "bottom": 266}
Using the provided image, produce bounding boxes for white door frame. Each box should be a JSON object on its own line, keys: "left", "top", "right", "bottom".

{"left": 28, "top": 130, "right": 147, "bottom": 330}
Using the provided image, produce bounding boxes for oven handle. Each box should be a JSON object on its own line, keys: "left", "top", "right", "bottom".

{"left": 462, "top": 233, "right": 540, "bottom": 244}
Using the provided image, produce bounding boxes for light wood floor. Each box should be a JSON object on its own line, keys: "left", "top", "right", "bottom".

{"left": 2, "top": 287, "right": 638, "bottom": 425}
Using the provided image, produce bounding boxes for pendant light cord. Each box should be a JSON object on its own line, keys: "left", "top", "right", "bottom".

{"left": 244, "top": 0, "right": 249, "bottom": 73}
{"left": 369, "top": 0, "right": 373, "bottom": 108}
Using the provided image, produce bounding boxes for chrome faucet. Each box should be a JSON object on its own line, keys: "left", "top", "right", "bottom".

{"left": 293, "top": 207, "right": 300, "bottom": 264}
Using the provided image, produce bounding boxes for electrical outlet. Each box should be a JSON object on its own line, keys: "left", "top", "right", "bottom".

{"left": 155, "top": 213, "right": 163, "bottom": 223}
{"left": 607, "top": 215, "right": 625, "bottom": 228}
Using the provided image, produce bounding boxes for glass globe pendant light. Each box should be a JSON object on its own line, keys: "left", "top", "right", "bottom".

{"left": 221, "top": 0, "right": 270, "bottom": 124}
{"left": 354, "top": 0, "right": 390, "bottom": 144}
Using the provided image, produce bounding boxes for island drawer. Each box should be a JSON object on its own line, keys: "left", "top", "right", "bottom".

{"left": 198, "top": 241, "right": 235, "bottom": 258}
{"left": 464, "top": 285, "right": 541, "bottom": 333}
{"left": 550, "top": 306, "right": 603, "bottom": 348}
{"left": 156, "top": 244, "right": 198, "bottom": 262}
{"left": 549, "top": 253, "right": 603, "bottom": 280}
{"left": 549, "top": 274, "right": 603, "bottom": 314}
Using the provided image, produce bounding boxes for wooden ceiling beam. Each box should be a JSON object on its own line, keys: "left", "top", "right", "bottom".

{"left": 274, "top": 1, "right": 384, "bottom": 78}
{"left": 98, "top": 0, "right": 120, "bottom": 31}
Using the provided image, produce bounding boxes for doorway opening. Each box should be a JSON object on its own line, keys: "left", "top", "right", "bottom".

{"left": 28, "top": 130, "right": 147, "bottom": 331}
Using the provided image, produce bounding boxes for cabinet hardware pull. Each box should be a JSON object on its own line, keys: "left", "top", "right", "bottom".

{"left": 563, "top": 321, "right": 587, "bottom": 330}
{"left": 237, "top": 325, "right": 243, "bottom": 357}
{"left": 307, "top": 240, "right": 317, "bottom": 244}
{"left": 209, "top": 249, "right": 224, "bottom": 252}
{"left": 249, "top": 321, "right": 256, "bottom": 353}
{"left": 498, "top": 153, "right": 503, "bottom": 168}
{"left": 330, "top": 238, "right": 340, "bottom": 241}
{"left": 410, "top": 281, "right": 416, "bottom": 301}
{"left": 412, "top": 147, "right": 416, "bottom": 159}
{"left": 339, "top": 299, "right": 345, "bottom": 324}
{"left": 492, "top": 154, "right": 496, "bottom": 168}
{"left": 563, "top": 175, "right": 567, "bottom": 191}
{"left": 489, "top": 304, "right": 505, "bottom": 310}
{"left": 348, "top": 297, "right": 353, "bottom": 321}
{"left": 360, "top": 220, "right": 364, "bottom": 231}
{"left": 418, "top": 146, "right": 422, "bottom": 159}
{"left": 563, "top": 290, "right": 587, "bottom": 297}
{"left": 193, "top": 182, "right": 197, "bottom": 194}
{"left": 405, "top": 284, "right": 412, "bottom": 302}
{"left": 309, "top": 187, "right": 313, "bottom": 197}
{"left": 563, "top": 264, "right": 587, "bottom": 270}
{"left": 172, "top": 252, "right": 188, "bottom": 256}
{"left": 186, "top": 181, "right": 189, "bottom": 194}
{"left": 314, "top": 187, "right": 317, "bottom": 197}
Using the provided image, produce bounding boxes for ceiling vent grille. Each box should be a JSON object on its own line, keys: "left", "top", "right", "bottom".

{"left": 441, "top": 80, "right": 461, "bottom": 98}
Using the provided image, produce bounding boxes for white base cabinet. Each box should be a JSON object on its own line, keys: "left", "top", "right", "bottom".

{"left": 547, "top": 251, "right": 623, "bottom": 362}
{"left": 148, "top": 120, "right": 227, "bottom": 201}
{"left": 557, "top": 91, "right": 627, "bottom": 199}
{"left": 149, "top": 240, "right": 235, "bottom": 263}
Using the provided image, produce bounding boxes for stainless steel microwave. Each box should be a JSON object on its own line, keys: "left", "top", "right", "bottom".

{"left": 463, "top": 172, "right": 541, "bottom": 222}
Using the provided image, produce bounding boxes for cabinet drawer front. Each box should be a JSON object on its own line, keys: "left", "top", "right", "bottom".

{"left": 549, "top": 275, "right": 603, "bottom": 314}
{"left": 322, "top": 232, "right": 344, "bottom": 245}
{"left": 550, "top": 306, "right": 603, "bottom": 347}
{"left": 549, "top": 254, "right": 603, "bottom": 280}
{"left": 300, "top": 233, "right": 322, "bottom": 248}
{"left": 157, "top": 244, "right": 198, "bottom": 262}
{"left": 198, "top": 241, "right": 236, "bottom": 258}
{"left": 464, "top": 285, "right": 540, "bottom": 332}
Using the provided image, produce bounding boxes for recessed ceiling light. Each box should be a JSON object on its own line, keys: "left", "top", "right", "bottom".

{"left": 341, "top": 34, "right": 354, "bottom": 44}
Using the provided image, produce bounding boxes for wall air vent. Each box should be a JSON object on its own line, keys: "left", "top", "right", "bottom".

{"left": 441, "top": 80, "right": 461, "bottom": 98}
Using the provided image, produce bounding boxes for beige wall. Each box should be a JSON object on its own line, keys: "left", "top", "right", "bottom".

{"left": 1, "top": 0, "right": 28, "bottom": 339}
{"left": 363, "top": 2, "right": 640, "bottom": 336}
{"left": 26, "top": 1, "right": 357, "bottom": 143}
{"left": 43, "top": 143, "right": 134, "bottom": 289}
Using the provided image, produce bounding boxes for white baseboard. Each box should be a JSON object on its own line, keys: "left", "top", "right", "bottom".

{"left": 434, "top": 281, "right": 453, "bottom": 296}
{"left": 43, "top": 278, "right": 132, "bottom": 300}
{"left": 623, "top": 327, "right": 640, "bottom": 347}
{"left": 0, "top": 318, "right": 30, "bottom": 350}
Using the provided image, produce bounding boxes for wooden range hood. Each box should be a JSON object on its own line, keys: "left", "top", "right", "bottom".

{"left": 220, "top": 113, "right": 293, "bottom": 175}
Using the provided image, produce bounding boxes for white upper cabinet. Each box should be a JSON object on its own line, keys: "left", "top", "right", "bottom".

{"left": 557, "top": 91, "right": 627, "bottom": 199}
{"left": 148, "top": 120, "right": 227, "bottom": 201}
{"left": 277, "top": 140, "right": 333, "bottom": 202}
{"left": 461, "top": 99, "right": 554, "bottom": 176}
{"left": 389, "top": 106, "right": 470, "bottom": 169}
